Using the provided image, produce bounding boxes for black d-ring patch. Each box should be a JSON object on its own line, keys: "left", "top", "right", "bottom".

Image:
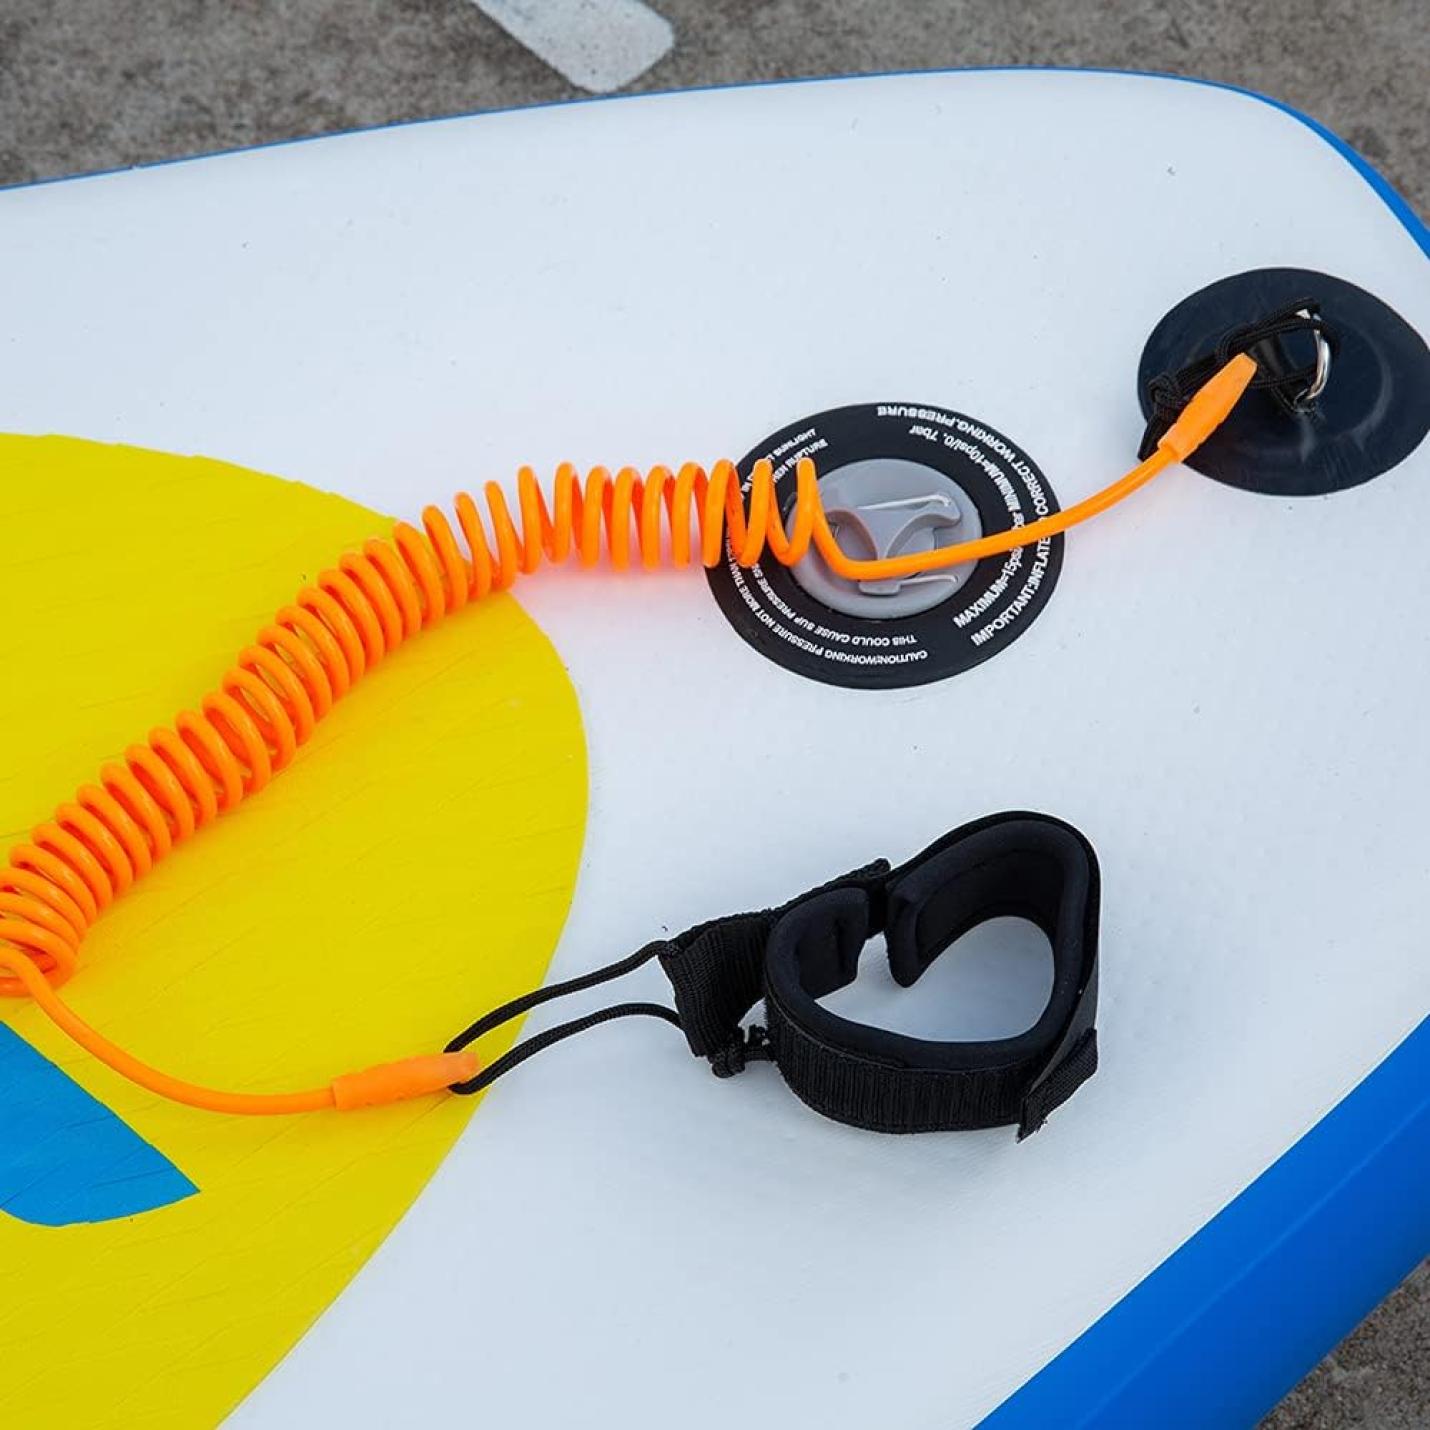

{"left": 1139, "top": 267, "right": 1430, "bottom": 496}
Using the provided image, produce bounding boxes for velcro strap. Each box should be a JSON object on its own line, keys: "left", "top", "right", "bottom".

{"left": 657, "top": 811, "right": 1100, "bottom": 1138}
{"left": 655, "top": 859, "right": 890, "bottom": 1060}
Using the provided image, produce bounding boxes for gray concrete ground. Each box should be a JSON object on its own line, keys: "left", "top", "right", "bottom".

{"left": 1, "top": 3, "right": 1425, "bottom": 1426}
{"left": 2, "top": 0, "right": 1428, "bottom": 210}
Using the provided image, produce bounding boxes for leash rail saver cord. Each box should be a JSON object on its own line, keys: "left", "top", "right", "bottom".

{"left": 0, "top": 353, "right": 1255, "bottom": 1117}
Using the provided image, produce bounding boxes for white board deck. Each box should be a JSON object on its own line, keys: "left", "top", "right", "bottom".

{"left": 1, "top": 68, "right": 1426, "bottom": 1429}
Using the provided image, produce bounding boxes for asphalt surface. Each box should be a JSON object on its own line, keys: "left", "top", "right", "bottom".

{"left": 1, "top": 3, "right": 1426, "bottom": 1427}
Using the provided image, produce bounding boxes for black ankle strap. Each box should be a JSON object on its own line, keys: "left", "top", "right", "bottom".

{"left": 657, "top": 811, "right": 1099, "bottom": 1137}
{"left": 446, "top": 811, "right": 1100, "bottom": 1140}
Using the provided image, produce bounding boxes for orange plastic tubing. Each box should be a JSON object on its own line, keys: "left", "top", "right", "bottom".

{"left": 0, "top": 354, "right": 1256, "bottom": 1116}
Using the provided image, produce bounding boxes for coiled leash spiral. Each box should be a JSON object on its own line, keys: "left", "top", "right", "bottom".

{"left": 0, "top": 351, "right": 1253, "bottom": 1119}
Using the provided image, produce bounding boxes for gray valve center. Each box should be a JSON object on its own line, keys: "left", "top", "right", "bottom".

{"left": 788, "top": 457, "right": 984, "bottom": 619}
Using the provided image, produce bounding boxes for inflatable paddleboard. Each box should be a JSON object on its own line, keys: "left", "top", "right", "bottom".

{"left": 1, "top": 68, "right": 1426, "bottom": 1429}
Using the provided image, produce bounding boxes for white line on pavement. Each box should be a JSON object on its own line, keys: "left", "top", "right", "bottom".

{"left": 471, "top": 0, "right": 674, "bottom": 93}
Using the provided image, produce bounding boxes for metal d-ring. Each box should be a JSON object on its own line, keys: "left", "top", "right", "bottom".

{"left": 1296, "top": 307, "right": 1333, "bottom": 407}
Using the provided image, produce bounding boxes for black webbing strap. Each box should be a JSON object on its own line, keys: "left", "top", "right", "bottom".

{"left": 447, "top": 811, "right": 1100, "bottom": 1139}
{"left": 1138, "top": 297, "right": 1340, "bottom": 459}
{"left": 652, "top": 859, "right": 891, "bottom": 1066}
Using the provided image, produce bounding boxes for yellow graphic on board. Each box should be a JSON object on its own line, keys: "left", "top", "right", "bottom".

{"left": 0, "top": 435, "right": 587, "bottom": 1426}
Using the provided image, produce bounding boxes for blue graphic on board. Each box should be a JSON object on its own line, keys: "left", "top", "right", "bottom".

{"left": 0, "top": 1024, "right": 196, "bottom": 1226}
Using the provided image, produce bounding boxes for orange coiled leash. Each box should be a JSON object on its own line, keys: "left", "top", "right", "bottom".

{"left": 0, "top": 355, "right": 1257, "bottom": 1116}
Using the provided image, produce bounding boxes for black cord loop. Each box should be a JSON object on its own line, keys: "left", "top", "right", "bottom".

{"left": 1139, "top": 297, "right": 1340, "bottom": 458}
{"left": 708, "top": 1025, "right": 774, "bottom": 1079}
{"left": 445, "top": 940, "right": 682, "bottom": 1095}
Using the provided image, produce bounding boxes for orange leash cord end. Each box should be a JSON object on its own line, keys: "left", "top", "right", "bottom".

{"left": 1156, "top": 352, "right": 1257, "bottom": 460}
{"left": 331, "top": 1053, "right": 482, "bottom": 1111}
{"left": 0, "top": 356, "right": 1255, "bottom": 1116}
